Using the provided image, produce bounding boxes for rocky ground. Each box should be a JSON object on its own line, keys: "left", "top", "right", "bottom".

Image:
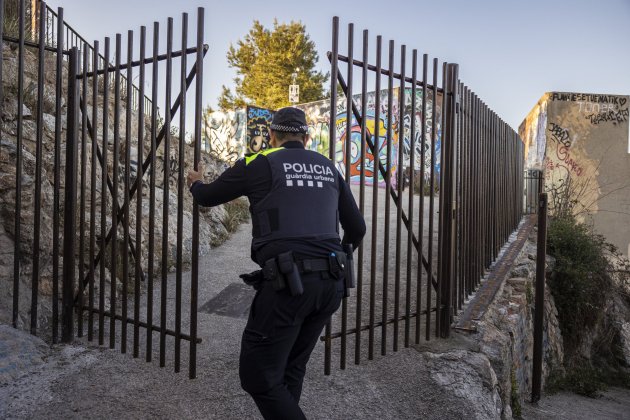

{"left": 2, "top": 213, "right": 629, "bottom": 419}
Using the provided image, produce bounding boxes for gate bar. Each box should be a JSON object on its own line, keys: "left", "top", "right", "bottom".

{"left": 354, "top": 28, "right": 368, "bottom": 366}
{"left": 160, "top": 17, "right": 174, "bottom": 368}
{"left": 339, "top": 22, "right": 353, "bottom": 370}
{"left": 111, "top": 33, "right": 122, "bottom": 350}
{"left": 52, "top": 6, "right": 64, "bottom": 343}
{"left": 134, "top": 26, "right": 146, "bottom": 359}
{"left": 405, "top": 48, "right": 418, "bottom": 348}
{"left": 30, "top": 0, "right": 47, "bottom": 336}
{"left": 175, "top": 12, "right": 189, "bottom": 374}
{"left": 323, "top": 14, "right": 339, "bottom": 376}
{"left": 368, "top": 35, "right": 382, "bottom": 361}
{"left": 190, "top": 6, "right": 205, "bottom": 379}
{"left": 13, "top": 0, "right": 25, "bottom": 330}
{"left": 393, "top": 43, "right": 406, "bottom": 353}
{"left": 147, "top": 21, "right": 159, "bottom": 363}
{"left": 122, "top": 29, "right": 134, "bottom": 354}
{"left": 381, "top": 39, "right": 394, "bottom": 357}
{"left": 62, "top": 47, "right": 79, "bottom": 343}
{"left": 88, "top": 41, "right": 99, "bottom": 342}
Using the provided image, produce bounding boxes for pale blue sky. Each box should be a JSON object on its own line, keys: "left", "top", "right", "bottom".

{"left": 47, "top": 0, "right": 630, "bottom": 130}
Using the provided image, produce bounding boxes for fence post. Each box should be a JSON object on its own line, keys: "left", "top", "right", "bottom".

{"left": 532, "top": 192, "right": 548, "bottom": 402}
{"left": 438, "top": 63, "right": 459, "bottom": 337}
{"left": 62, "top": 47, "right": 79, "bottom": 343}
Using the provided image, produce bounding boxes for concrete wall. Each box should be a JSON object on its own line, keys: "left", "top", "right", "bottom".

{"left": 520, "top": 92, "right": 630, "bottom": 258}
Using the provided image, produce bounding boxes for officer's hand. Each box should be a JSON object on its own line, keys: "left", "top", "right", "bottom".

{"left": 187, "top": 165, "right": 205, "bottom": 188}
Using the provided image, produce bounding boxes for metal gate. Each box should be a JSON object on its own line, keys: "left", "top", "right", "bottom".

{"left": 3, "top": 0, "right": 206, "bottom": 378}
{"left": 322, "top": 18, "right": 525, "bottom": 372}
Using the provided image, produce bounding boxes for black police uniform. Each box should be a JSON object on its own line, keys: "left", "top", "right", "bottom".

{"left": 191, "top": 138, "right": 365, "bottom": 419}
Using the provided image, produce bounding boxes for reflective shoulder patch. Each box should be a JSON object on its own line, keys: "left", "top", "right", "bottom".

{"left": 245, "top": 147, "right": 284, "bottom": 166}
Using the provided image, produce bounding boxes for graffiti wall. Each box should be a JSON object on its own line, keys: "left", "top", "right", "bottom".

{"left": 202, "top": 109, "right": 246, "bottom": 165}
{"left": 519, "top": 92, "right": 630, "bottom": 257}
{"left": 246, "top": 106, "right": 274, "bottom": 155}
{"left": 298, "top": 87, "right": 442, "bottom": 186}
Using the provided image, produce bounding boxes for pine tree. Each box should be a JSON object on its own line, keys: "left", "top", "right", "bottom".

{"left": 218, "top": 20, "right": 328, "bottom": 111}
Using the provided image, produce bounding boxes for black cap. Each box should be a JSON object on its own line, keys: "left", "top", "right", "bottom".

{"left": 270, "top": 107, "right": 309, "bottom": 134}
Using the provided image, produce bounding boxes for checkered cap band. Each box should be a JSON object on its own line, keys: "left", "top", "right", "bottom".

{"left": 270, "top": 123, "right": 309, "bottom": 134}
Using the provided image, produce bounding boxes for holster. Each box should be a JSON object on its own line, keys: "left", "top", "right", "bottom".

{"left": 262, "top": 258, "right": 285, "bottom": 291}
{"left": 277, "top": 251, "right": 304, "bottom": 296}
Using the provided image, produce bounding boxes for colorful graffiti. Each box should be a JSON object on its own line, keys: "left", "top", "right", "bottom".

{"left": 202, "top": 109, "right": 246, "bottom": 165}
{"left": 246, "top": 106, "right": 274, "bottom": 154}
{"left": 298, "top": 87, "right": 442, "bottom": 186}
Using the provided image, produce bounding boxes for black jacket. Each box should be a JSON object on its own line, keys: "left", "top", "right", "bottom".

{"left": 190, "top": 141, "right": 366, "bottom": 265}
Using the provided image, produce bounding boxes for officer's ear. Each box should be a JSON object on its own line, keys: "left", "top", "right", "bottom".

{"left": 303, "top": 133, "right": 310, "bottom": 147}
{"left": 269, "top": 130, "right": 277, "bottom": 148}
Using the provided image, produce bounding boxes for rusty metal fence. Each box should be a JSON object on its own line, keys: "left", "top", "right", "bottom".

{"left": 322, "top": 17, "right": 524, "bottom": 372}
{"left": 3, "top": 0, "right": 207, "bottom": 378}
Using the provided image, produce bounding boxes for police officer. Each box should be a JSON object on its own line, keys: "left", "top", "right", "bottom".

{"left": 187, "top": 107, "right": 366, "bottom": 420}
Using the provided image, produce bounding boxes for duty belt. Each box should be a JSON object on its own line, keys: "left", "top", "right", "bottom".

{"left": 295, "top": 258, "right": 332, "bottom": 273}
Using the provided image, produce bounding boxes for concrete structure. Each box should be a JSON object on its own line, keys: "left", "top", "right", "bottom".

{"left": 519, "top": 92, "right": 630, "bottom": 258}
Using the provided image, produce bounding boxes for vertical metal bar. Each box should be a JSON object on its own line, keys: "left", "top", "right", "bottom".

{"left": 381, "top": 39, "right": 394, "bottom": 357}
{"left": 0, "top": 0, "right": 3, "bottom": 166}
{"left": 355, "top": 28, "right": 368, "bottom": 365}
{"left": 110, "top": 33, "right": 122, "bottom": 350}
{"left": 427, "top": 58, "right": 437, "bottom": 340}
{"left": 62, "top": 47, "right": 79, "bottom": 343}
{"left": 147, "top": 22, "right": 159, "bottom": 362}
{"left": 30, "top": 0, "right": 46, "bottom": 335}
{"left": 405, "top": 49, "right": 417, "bottom": 348}
{"left": 175, "top": 13, "right": 188, "bottom": 373}
{"left": 160, "top": 17, "right": 173, "bottom": 369}
{"left": 89, "top": 41, "right": 99, "bottom": 342}
{"left": 190, "top": 6, "right": 204, "bottom": 379}
{"left": 418, "top": 53, "right": 428, "bottom": 343}
{"left": 324, "top": 15, "right": 339, "bottom": 376}
{"left": 393, "top": 44, "right": 405, "bottom": 352}
{"left": 368, "top": 35, "right": 382, "bottom": 361}
{"left": 532, "top": 192, "right": 547, "bottom": 402}
{"left": 100, "top": 37, "right": 110, "bottom": 346}
{"left": 51, "top": 6, "right": 64, "bottom": 343}
{"left": 78, "top": 46, "right": 88, "bottom": 338}
{"left": 134, "top": 26, "right": 146, "bottom": 359}
{"left": 339, "top": 22, "right": 353, "bottom": 370}
{"left": 122, "top": 29, "right": 133, "bottom": 354}
{"left": 13, "top": 0, "right": 25, "bottom": 329}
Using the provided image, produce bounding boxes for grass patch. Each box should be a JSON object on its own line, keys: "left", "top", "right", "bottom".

{"left": 221, "top": 197, "right": 250, "bottom": 233}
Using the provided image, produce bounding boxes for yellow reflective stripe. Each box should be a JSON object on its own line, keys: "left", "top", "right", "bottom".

{"left": 245, "top": 147, "right": 284, "bottom": 165}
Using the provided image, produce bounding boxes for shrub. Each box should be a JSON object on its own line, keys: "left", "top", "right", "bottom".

{"left": 546, "top": 215, "right": 611, "bottom": 350}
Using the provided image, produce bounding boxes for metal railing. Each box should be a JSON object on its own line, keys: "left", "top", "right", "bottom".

{"left": 1, "top": 0, "right": 153, "bottom": 111}
{"left": 323, "top": 17, "right": 525, "bottom": 372}
{"left": 4, "top": 0, "right": 207, "bottom": 378}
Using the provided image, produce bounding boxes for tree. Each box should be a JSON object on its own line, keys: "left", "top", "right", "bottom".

{"left": 218, "top": 20, "right": 328, "bottom": 111}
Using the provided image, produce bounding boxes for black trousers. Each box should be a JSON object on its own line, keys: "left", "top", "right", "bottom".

{"left": 239, "top": 271, "right": 344, "bottom": 420}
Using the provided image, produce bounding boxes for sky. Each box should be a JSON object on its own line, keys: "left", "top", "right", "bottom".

{"left": 46, "top": 0, "right": 630, "bottom": 131}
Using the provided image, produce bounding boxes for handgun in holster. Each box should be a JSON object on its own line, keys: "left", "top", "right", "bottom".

{"left": 239, "top": 270, "right": 264, "bottom": 290}
{"left": 277, "top": 251, "right": 304, "bottom": 296}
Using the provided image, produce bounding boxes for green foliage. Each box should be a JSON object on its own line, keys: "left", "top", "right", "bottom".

{"left": 219, "top": 20, "right": 328, "bottom": 110}
{"left": 510, "top": 368, "right": 522, "bottom": 418}
{"left": 547, "top": 215, "right": 612, "bottom": 351}
{"left": 546, "top": 215, "right": 630, "bottom": 396}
